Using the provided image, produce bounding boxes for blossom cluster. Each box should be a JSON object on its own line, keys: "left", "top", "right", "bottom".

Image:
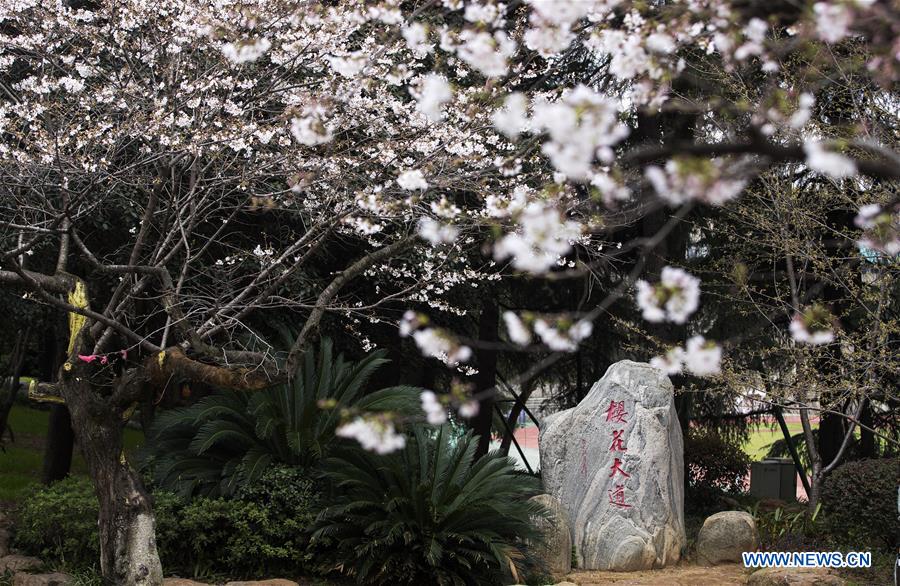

{"left": 635, "top": 267, "right": 701, "bottom": 324}
{"left": 2, "top": 0, "right": 896, "bottom": 459}
{"left": 855, "top": 203, "right": 900, "bottom": 256}
{"left": 645, "top": 158, "right": 747, "bottom": 206}
{"left": 400, "top": 311, "right": 472, "bottom": 366}
{"left": 502, "top": 311, "right": 593, "bottom": 353}
{"left": 336, "top": 415, "right": 407, "bottom": 455}
{"left": 789, "top": 304, "right": 837, "bottom": 346}
{"left": 650, "top": 336, "right": 722, "bottom": 377}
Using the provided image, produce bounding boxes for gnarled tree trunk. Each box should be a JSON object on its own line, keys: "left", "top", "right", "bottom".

{"left": 60, "top": 361, "right": 163, "bottom": 586}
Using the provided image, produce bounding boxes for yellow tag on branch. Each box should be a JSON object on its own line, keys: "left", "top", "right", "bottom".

{"left": 66, "top": 279, "right": 88, "bottom": 355}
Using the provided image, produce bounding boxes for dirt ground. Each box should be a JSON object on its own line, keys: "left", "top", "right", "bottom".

{"left": 564, "top": 562, "right": 751, "bottom": 585}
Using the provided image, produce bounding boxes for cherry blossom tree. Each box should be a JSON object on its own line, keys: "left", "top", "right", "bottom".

{"left": 1, "top": 0, "right": 898, "bottom": 582}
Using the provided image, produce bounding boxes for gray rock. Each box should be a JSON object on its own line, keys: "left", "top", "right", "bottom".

{"left": 12, "top": 572, "right": 72, "bottom": 586}
{"left": 696, "top": 510, "right": 758, "bottom": 565}
{"left": 748, "top": 567, "right": 845, "bottom": 585}
{"left": 539, "top": 360, "right": 685, "bottom": 571}
{"left": 529, "top": 494, "right": 572, "bottom": 576}
{"left": 0, "top": 528, "right": 10, "bottom": 557}
{"left": 0, "top": 555, "right": 42, "bottom": 573}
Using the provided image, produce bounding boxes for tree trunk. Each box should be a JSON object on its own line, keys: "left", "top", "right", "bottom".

{"left": 472, "top": 299, "right": 499, "bottom": 460}
{"left": 41, "top": 325, "right": 75, "bottom": 483}
{"left": 499, "top": 379, "right": 536, "bottom": 457}
{"left": 0, "top": 328, "right": 30, "bottom": 444}
{"left": 799, "top": 402, "right": 823, "bottom": 513}
{"left": 817, "top": 411, "right": 843, "bottom": 468}
{"left": 60, "top": 363, "right": 163, "bottom": 585}
{"left": 859, "top": 400, "right": 874, "bottom": 458}
{"left": 42, "top": 405, "right": 75, "bottom": 484}
{"left": 807, "top": 467, "right": 823, "bottom": 512}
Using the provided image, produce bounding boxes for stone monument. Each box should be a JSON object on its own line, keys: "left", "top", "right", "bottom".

{"left": 539, "top": 360, "right": 685, "bottom": 571}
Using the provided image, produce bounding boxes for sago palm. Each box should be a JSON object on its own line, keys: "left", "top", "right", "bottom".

{"left": 139, "top": 340, "right": 421, "bottom": 497}
{"left": 312, "top": 425, "right": 547, "bottom": 585}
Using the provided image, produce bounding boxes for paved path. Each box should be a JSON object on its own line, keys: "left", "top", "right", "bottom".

{"left": 565, "top": 563, "right": 750, "bottom": 585}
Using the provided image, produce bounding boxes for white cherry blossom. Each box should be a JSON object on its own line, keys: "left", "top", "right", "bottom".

{"left": 402, "top": 22, "right": 432, "bottom": 56}
{"left": 397, "top": 169, "right": 429, "bottom": 191}
{"left": 493, "top": 201, "right": 582, "bottom": 274}
{"left": 650, "top": 347, "right": 685, "bottom": 375}
{"left": 502, "top": 311, "right": 532, "bottom": 346}
{"left": 530, "top": 85, "right": 629, "bottom": 180}
{"left": 492, "top": 93, "right": 529, "bottom": 138}
{"left": 645, "top": 158, "right": 746, "bottom": 206}
{"left": 221, "top": 37, "right": 271, "bottom": 64}
{"left": 337, "top": 416, "right": 407, "bottom": 454}
{"left": 803, "top": 140, "right": 857, "bottom": 178}
{"left": 789, "top": 305, "right": 836, "bottom": 345}
{"left": 789, "top": 93, "right": 815, "bottom": 128}
{"left": 290, "top": 106, "right": 333, "bottom": 146}
{"left": 420, "top": 390, "right": 447, "bottom": 425}
{"left": 456, "top": 30, "right": 516, "bottom": 77}
{"left": 813, "top": 2, "right": 852, "bottom": 44}
{"left": 635, "top": 266, "right": 701, "bottom": 324}
{"left": 854, "top": 203, "right": 900, "bottom": 255}
{"left": 458, "top": 400, "right": 479, "bottom": 419}
{"left": 412, "top": 328, "right": 472, "bottom": 365}
{"left": 684, "top": 336, "right": 722, "bottom": 376}
{"left": 417, "top": 218, "right": 459, "bottom": 246}
{"left": 533, "top": 317, "right": 592, "bottom": 352}
{"left": 415, "top": 74, "right": 453, "bottom": 122}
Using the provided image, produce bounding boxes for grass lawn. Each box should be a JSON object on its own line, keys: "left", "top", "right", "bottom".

{"left": 0, "top": 404, "right": 144, "bottom": 502}
{"left": 744, "top": 421, "right": 807, "bottom": 461}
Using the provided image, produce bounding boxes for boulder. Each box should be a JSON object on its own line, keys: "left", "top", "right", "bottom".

{"left": 540, "top": 361, "right": 685, "bottom": 571}
{"left": 0, "top": 555, "right": 42, "bottom": 573}
{"left": 696, "top": 510, "right": 758, "bottom": 565}
{"left": 529, "top": 494, "right": 572, "bottom": 576}
{"left": 225, "top": 578, "right": 300, "bottom": 586}
{"left": 12, "top": 573, "right": 72, "bottom": 586}
{"left": 748, "top": 567, "right": 845, "bottom": 585}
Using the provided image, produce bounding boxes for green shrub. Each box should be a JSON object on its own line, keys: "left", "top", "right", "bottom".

{"left": 15, "top": 467, "right": 320, "bottom": 579}
{"left": 14, "top": 476, "right": 100, "bottom": 569}
{"left": 140, "top": 340, "right": 422, "bottom": 497}
{"left": 684, "top": 427, "right": 750, "bottom": 493}
{"left": 821, "top": 457, "right": 898, "bottom": 551}
{"left": 311, "top": 425, "right": 547, "bottom": 586}
{"left": 748, "top": 502, "right": 826, "bottom": 551}
{"left": 684, "top": 428, "right": 750, "bottom": 512}
{"left": 161, "top": 466, "right": 319, "bottom": 578}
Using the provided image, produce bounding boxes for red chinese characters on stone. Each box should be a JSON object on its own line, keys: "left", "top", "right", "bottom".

{"left": 608, "top": 484, "right": 632, "bottom": 508}
{"left": 605, "top": 400, "right": 628, "bottom": 423}
{"left": 604, "top": 398, "right": 635, "bottom": 511}
{"left": 609, "top": 429, "right": 627, "bottom": 452}
{"left": 609, "top": 457, "right": 630, "bottom": 478}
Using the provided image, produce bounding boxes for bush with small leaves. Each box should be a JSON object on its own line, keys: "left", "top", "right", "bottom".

{"left": 821, "top": 457, "right": 898, "bottom": 552}
{"left": 15, "top": 467, "right": 320, "bottom": 579}
{"left": 14, "top": 476, "right": 100, "bottom": 569}
{"left": 685, "top": 428, "right": 751, "bottom": 492}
